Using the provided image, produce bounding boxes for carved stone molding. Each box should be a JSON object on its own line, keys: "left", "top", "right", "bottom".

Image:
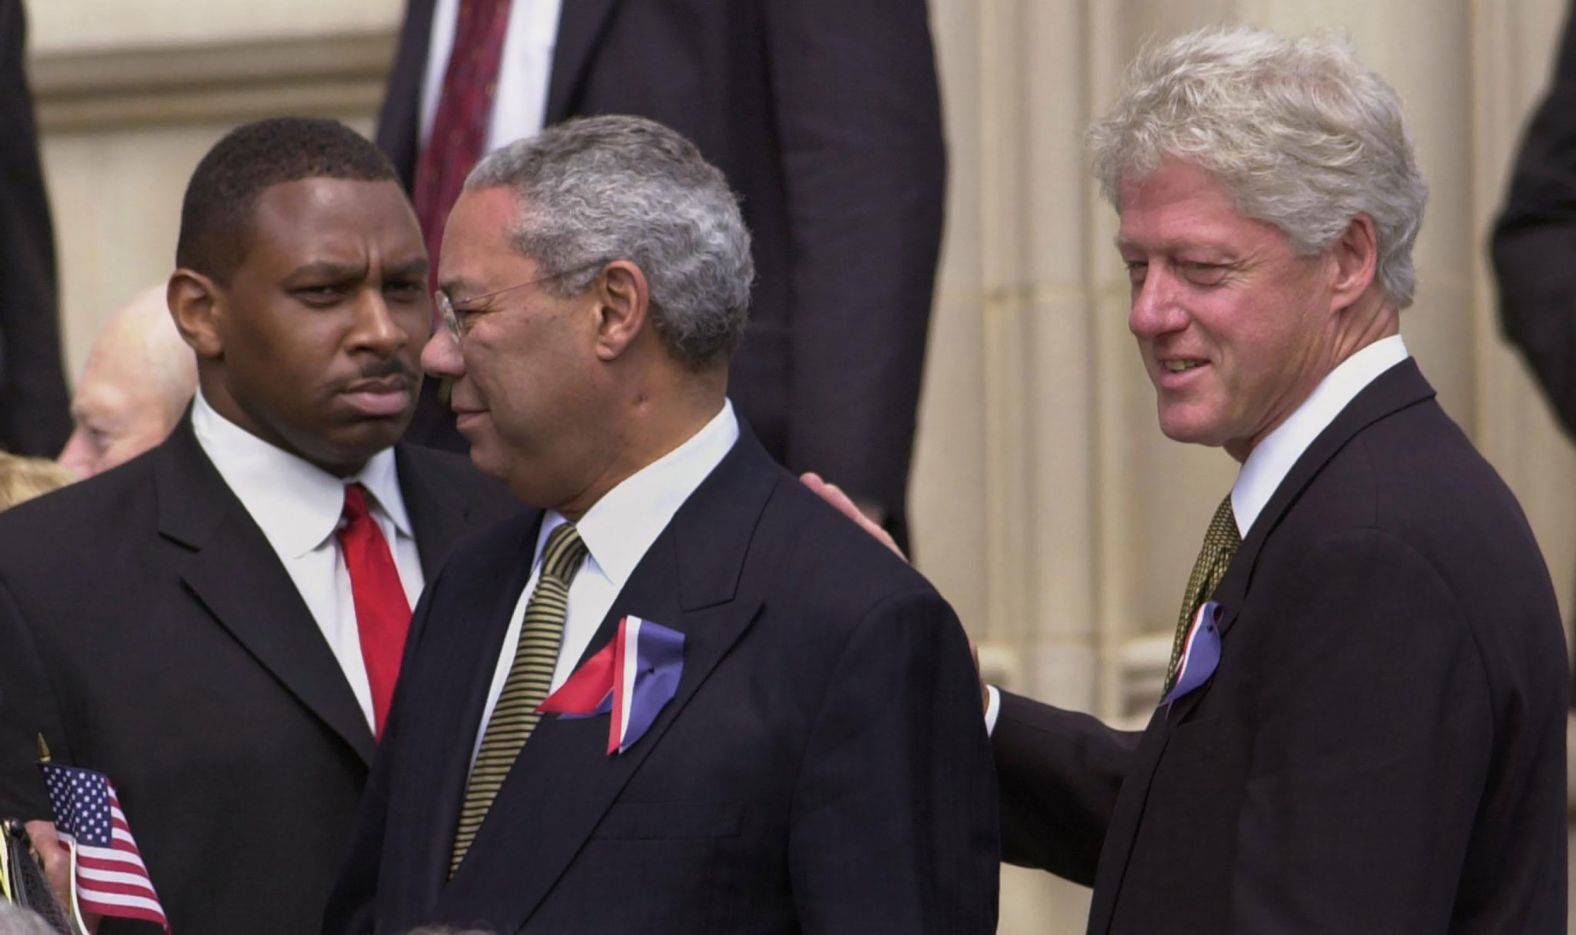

{"left": 29, "top": 31, "right": 396, "bottom": 132}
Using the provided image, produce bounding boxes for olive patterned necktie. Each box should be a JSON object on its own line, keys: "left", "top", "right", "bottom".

{"left": 451, "top": 521, "right": 589, "bottom": 874}
{"left": 1163, "top": 495, "right": 1240, "bottom": 699}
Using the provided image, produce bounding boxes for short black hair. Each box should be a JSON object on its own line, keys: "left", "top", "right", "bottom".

{"left": 175, "top": 117, "right": 400, "bottom": 283}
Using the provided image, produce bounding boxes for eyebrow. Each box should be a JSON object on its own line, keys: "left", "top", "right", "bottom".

{"left": 288, "top": 258, "right": 430, "bottom": 282}
{"left": 384, "top": 257, "right": 430, "bottom": 281}
{"left": 436, "top": 276, "right": 485, "bottom": 300}
{"left": 287, "top": 261, "right": 365, "bottom": 282}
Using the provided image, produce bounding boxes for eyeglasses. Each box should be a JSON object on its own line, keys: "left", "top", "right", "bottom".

{"left": 434, "top": 259, "right": 610, "bottom": 342}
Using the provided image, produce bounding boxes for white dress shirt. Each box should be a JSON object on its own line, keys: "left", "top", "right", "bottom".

{"left": 1230, "top": 335, "right": 1409, "bottom": 537}
{"left": 420, "top": 0, "right": 563, "bottom": 153}
{"left": 471, "top": 401, "right": 739, "bottom": 764}
{"left": 984, "top": 334, "right": 1411, "bottom": 732}
{"left": 192, "top": 390, "right": 424, "bottom": 730}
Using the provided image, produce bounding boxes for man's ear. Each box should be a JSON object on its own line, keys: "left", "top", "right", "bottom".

{"left": 168, "top": 269, "right": 223, "bottom": 359}
{"left": 592, "top": 259, "right": 651, "bottom": 362}
{"left": 1330, "top": 213, "right": 1380, "bottom": 312}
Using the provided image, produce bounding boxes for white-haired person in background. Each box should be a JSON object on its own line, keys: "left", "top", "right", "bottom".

{"left": 56, "top": 284, "right": 197, "bottom": 479}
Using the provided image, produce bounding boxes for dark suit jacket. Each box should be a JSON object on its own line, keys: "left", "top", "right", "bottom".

{"left": 0, "top": 0, "right": 70, "bottom": 455}
{"left": 995, "top": 360, "right": 1569, "bottom": 933}
{"left": 0, "top": 417, "right": 518, "bottom": 934}
{"left": 324, "top": 427, "right": 998, "bottom": 934}
{"left": 1493, "top": 2, "right": 1576, "bottom": 440}
{"left": 378, "top": 0, "right": 946, "bottom": 544}
{"left": 1491, "top": 1, "right": 1576, "bottom": 703}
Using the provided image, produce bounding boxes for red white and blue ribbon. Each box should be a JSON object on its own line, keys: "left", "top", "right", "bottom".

{"left": 1161, "top": 600, "right": 1223, "bottom": 706}
{"left": 538, "top": 616, "right": 685, "bottom": 755}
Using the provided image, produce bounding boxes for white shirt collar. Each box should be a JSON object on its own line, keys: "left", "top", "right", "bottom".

{"left": 535, "top": 400, "right": 739, "bottom": 590}
{"left": 1231, "top": 335, "right": 1409, "bottom": 538}
{"left": 190, "top": 388, "right": 412, "bottom": 558}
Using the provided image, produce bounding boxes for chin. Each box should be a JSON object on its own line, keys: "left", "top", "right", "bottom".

{"left": 465, "top": 443, "right": 511, "bottom": 484}
{"left": 1156, "top": 411, "right": 1222, "bottom": 448}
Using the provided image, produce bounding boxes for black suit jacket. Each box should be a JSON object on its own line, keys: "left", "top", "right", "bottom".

{"left": 995, "top": 361, "right": 1569, "bottom": 933}
{"left": 1491, "top": 1, "right": 1576, "bottom": 703}
{"left": 0, "top": 0, "right": 69, "bottom": 455}
{"left": 1493, "top": 2, "right": 1576, "bottom": 440}
{"left": 378, "top": 0, "right": 946, "bottom": 542}
{"left": 325, "top": 427, "right": 998, "bottom": 934}
{"left": 0, "top": 417, "right": 518, "bottom": 934}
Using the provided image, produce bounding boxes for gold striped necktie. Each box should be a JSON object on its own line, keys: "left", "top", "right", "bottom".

{"left": 1162, "top": 495, "right": 1240, "bottom": 699}
{"left": 450, "top": 521, "right": 589, "bottom": 874}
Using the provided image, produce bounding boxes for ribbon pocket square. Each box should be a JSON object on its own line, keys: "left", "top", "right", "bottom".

{"left": 538, "top": 615, "right": 685, "bottom": 755}
{"left": 1161, "top": 600, "right": 1223, "bottom": 706}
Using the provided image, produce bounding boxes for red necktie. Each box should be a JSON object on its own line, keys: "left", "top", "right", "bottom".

{"left": 412, "top": 0, "right": 514, "bottom": 290}
{"left": 339, "top": 483, "right": 412, "bottom": 738}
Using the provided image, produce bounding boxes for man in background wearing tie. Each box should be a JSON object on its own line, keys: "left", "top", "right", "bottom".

{"left": 0, "top": 117, "right": 514, "bottom": 934}
{"left": 378, "top": 0, "right": 945, "bottom": 551}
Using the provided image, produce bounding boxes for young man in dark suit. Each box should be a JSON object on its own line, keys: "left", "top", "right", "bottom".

{"left": 377, "top": 0, "right": 945, "bottom": 551}
{"left": 324, "top": 115, "right": 997, "bottom": 935}
{"left": 0, "top": 118, "right": 516, "bottom": 934}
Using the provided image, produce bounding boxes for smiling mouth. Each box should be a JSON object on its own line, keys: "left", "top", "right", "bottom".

{"left": 1162, "top": 359, "right": 1207, "bottom": 373}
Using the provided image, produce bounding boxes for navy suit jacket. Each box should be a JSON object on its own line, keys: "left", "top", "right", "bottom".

{"left": 996, "top": 361, "right": 1568, "bottom": 933}
{"left": 378, "top": 0, "right": 945, "bottom": 544}
{"left": 325, "top": 427, "right": 998, "bottom": 934}
{"left": 0, "top": 417, "right": 518, "bottom": 934}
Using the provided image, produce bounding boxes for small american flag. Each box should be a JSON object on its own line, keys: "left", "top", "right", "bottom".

{"left": 38, "top": 763, "right": 168, "bottom": 931}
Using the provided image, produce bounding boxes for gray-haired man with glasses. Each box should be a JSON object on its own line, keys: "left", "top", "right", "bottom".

{"left": 325, "top": 114, "right": 998, "bottom": 935}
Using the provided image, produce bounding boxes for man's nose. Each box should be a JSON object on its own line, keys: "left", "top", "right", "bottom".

{"left": 1128, "top": 267, "right": 1188, "bottom": 339}
{"left": 350, "top": 291, "right": 408, "bottom": 354}
{"left": 420, "top": 327, "right": 466, "bottom": 379}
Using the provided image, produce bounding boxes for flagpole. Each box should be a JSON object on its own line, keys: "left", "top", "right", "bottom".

{"left": 64, "top": 847, "right": 88, "bottom": 935}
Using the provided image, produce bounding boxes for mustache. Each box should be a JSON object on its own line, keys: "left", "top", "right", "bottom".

{"left": 354, "top": 358, "right": 416, "bottom": 382}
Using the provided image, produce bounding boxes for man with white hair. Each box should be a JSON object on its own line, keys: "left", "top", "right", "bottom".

{"left": 56, "top": 285, "right": 196, "bottom": 478}
{"left": 979, "top": 26, "right": 1567, "bottom": 933}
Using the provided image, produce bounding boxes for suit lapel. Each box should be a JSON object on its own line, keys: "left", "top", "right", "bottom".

{"left": 544, "top": 0, "right": 620, "bottom": 123}
{"left": 437, "top": 429, "right": 781, "bottom": 930}
{"left": 156, "top": 420, "right": 377, "bottom": 766}
{"left": 395, "top": 445, "right": 477, "bottom": 581}
{"left": 1217, "top": 358, "right": 1435, "bottom": 638}
{"left": 402, "top": 510, "right": 546, "bottom": 905}
{"left": 1086, "top": 359, "right": 1436, "bottom": 932}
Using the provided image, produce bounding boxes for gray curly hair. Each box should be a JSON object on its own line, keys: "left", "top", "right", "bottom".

{"left": 466, "top": 115, "right": 754, "bottom": 369}
{"left": 1090, "top": 26, "right": 1428, "bottom": 308}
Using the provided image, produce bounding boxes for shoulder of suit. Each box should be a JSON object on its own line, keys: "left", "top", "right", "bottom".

{"left": 752, "top": 474, "right": 940, "bottom": 604}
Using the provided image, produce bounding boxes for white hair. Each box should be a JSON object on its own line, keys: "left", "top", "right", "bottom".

{"left": 1090, "top": 26, "right": 1428, "bottom": 308}
{"left": 467, "top": 116, "right": 754, "bottom": 369}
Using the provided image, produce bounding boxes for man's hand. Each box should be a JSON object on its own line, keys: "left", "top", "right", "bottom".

{"left": 24, "top": 820, "right": 69, "bottom": 910}
{"left": 24, "top": 820, "right": 99, "bottom": 933}
{"left": 800, "top": 472, "right": 905, "bottom": 560}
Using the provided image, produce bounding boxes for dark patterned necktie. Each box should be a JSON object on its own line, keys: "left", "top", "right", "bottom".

{"left": 1163, "top": 495, "right": 1239, "bottom": 699}
{"left": 413, "top": 0, "right": 514, "bottom": 291}
{"left": 451, "top": 521, "right": 588, "bottom": 874}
